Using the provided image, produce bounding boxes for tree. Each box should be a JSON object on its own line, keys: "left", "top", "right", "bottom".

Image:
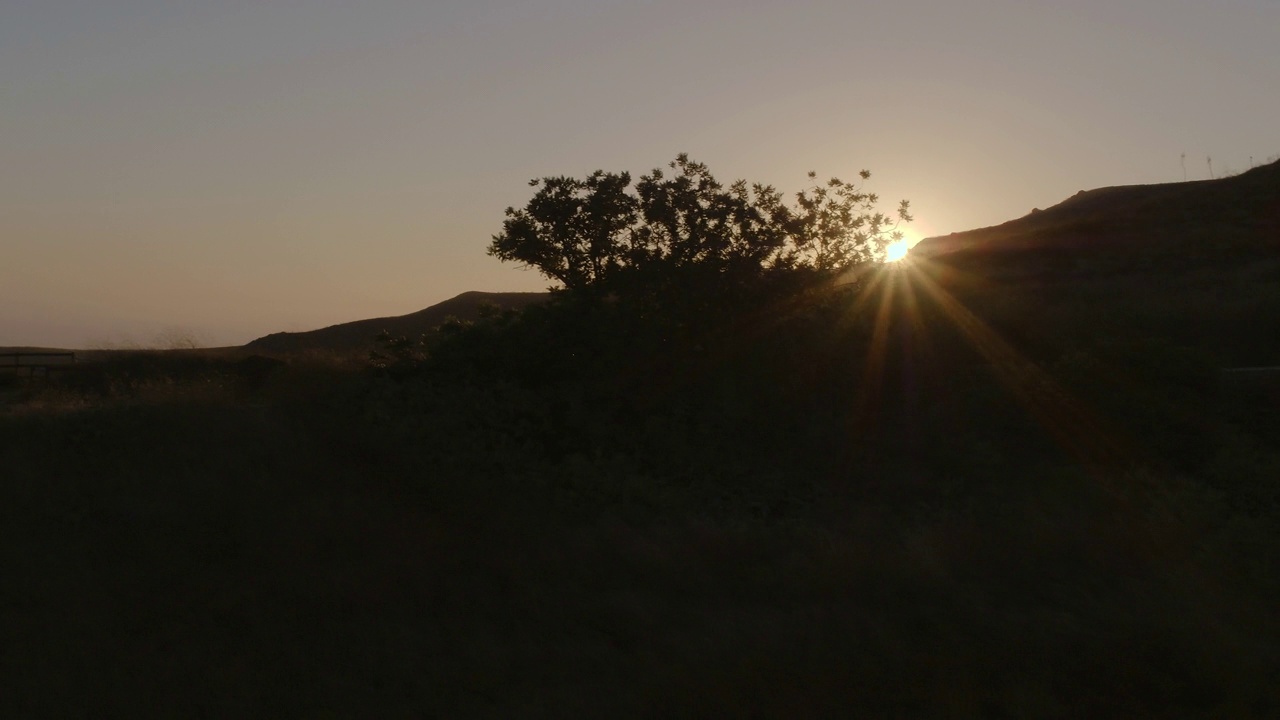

{"left": 488, "top": 170, "right": 638, "bottom": 291}
{"left": 489, "top": 154, "right": 911, "bottom": 301}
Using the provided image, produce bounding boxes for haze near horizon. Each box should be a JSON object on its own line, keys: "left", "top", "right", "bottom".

{"left": 3, "top": 0, "right": 1277, "bottom": 348}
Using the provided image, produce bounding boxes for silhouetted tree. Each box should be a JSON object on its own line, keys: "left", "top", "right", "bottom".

{"left": 489, "top": 154, "right": 911, "bottom": 303}
{"left": 488, "top": 170, "right": 638, "bottom": 291}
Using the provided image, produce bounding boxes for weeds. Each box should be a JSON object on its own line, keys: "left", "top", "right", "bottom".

{"left": 2, "top": 281, "right": 1278, "bottom": 717}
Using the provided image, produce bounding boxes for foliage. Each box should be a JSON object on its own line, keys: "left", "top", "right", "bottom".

{"left": 489, "top": 154, "right": 911, "bottom": 307}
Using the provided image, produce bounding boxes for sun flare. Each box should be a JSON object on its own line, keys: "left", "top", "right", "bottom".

{"left": 884, "top": 239, "right": 910, "bottom": 263}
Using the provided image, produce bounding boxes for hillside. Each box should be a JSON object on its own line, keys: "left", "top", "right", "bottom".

{"left": 910, "top": 159, "right": 1280, "bottom": 365}
{"left": 0, "top": 347, "right": 82, "bottom": 355}
{"left": 914, "top": 159, "right": 1279, "bottom": 268}
{"left": 244, "top": 290, "right": 548, "bottom": 354}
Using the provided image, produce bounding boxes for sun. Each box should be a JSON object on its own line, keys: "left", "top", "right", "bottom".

{"left": 882, "top": 226, "right": 926, "bottom": 263}
{"left": 884, "top": 239, "right": 910, "bottom": 263}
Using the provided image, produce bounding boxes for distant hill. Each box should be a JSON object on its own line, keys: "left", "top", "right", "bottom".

{"left": 911, "top": 159, "right": 1280, "bottom": 365}
{"left": 245, "top": 291, "right": 548, "bottom": 354}
{"left": 914, "top": 159, "right": 1279, "bottom": 272}
{"left": 0, "top": 347, "right": 76, "bottom": 355}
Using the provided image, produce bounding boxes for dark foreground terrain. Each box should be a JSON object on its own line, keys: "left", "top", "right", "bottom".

{"left": 2, "top": 299, "right": 1277, "bottom": 717}
{"left": 3, "top": 164, "right": 1279, "bottom": 717}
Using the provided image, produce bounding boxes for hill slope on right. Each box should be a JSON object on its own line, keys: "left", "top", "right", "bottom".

{"left": 911, "top": 159, "right": 1280, "bottom": 366}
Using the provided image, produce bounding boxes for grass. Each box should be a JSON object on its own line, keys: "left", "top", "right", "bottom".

{"left": 2, "top": 295, "right": 1278, "bottom": 717}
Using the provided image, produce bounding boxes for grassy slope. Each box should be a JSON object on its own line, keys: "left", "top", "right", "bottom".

{"left": 912, "top": 160, "right": 1280, "bottom": 367}
{"left": 3, "top": 348, "right": 1276, "bottom": 718}
{"left": 915, "top": 160, "right": 1279, "bottom": 261}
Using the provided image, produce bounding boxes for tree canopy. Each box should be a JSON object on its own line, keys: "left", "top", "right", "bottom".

{"left": 489, "top": 154, "right": 911, "bottom": 301}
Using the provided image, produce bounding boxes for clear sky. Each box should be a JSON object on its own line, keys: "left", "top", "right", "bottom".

{"left": 3, "top": 1, "right": 1277, "bottom": 348}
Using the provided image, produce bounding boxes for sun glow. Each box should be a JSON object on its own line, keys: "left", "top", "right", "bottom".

{"left": 884, "top": 239, "right": 910, "bottom": 262}
{"left": 850, "top": 252, "right": 1134, "bottom": 476}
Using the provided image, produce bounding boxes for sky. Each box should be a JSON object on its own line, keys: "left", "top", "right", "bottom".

{"left": 3, "top": 0, "right": 1277, "bottom": 348}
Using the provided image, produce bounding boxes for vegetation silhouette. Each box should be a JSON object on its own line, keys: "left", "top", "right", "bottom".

{"left": 2, "top": 158, "right": 1278, "bottom": 716}
{"left": 490, "top": 154, "right": 911, "bottom": 308}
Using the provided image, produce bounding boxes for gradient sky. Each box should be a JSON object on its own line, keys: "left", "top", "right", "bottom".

{"left": 4, "top": 1, "right": 1277, "bottom": 348}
